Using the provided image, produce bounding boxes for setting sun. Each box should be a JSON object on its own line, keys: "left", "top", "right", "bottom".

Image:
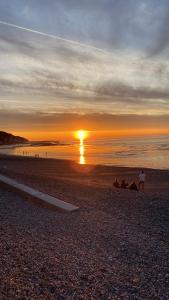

{"left": 75, "top": 130, "right": 88, "bottom": 141}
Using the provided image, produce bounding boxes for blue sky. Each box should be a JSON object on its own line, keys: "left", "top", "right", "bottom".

{"left": 0, "top": 0, "right": 169, "bottom": 135}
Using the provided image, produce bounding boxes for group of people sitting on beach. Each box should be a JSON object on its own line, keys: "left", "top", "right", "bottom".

{"left": 113, "top": 170, "right": 146, "bottom": 191}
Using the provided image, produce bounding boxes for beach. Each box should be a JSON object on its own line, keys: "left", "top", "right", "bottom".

{"left": 0, "top": 155, "right": 169, "bottom": 299}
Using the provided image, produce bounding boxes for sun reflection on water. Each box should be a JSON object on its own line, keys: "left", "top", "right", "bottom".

{"left": 79, "top": 143, "right": 85, "bottom": 164}
{"left": 74, "top": 130, "right": 88, "bottom": 164}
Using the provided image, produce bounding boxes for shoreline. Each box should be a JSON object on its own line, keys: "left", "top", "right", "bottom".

{"left": 0, "top": 141, "right": 68, "bottom": 149}
{"left": 0, "top": 152, "right": 169, "bottom": 172}
{"left": 0, "top": 133, "right": 168, "bottom": 171}
{"left": 1, "top": 151, "right": 169, "bottom": 172}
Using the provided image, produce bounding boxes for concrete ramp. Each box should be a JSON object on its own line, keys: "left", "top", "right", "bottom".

{"left": 0, "top": 174, "right": 79, "bottom": 212}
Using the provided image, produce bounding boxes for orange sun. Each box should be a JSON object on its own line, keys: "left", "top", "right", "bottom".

{"left": 74, "top": 130, "right": 88, "bottom": 141}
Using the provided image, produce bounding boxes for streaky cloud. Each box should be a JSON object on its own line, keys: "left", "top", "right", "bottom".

{"left": 0, "top": 20, "right": 112, "bottom": 57}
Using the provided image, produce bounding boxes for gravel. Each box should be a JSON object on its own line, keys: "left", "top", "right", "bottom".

{"left": 0, "top": 155, "right": 168, "bottom": 299}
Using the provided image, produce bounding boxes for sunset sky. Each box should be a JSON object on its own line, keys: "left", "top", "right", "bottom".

{"left": 0, "top": 0, "right": 169, "bottom": 140}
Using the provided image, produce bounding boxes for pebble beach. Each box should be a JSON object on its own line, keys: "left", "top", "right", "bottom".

{"left": 0, "top": 154, "right": 169, "bottom": 299}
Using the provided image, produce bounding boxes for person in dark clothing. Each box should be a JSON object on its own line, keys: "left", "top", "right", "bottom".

{"left": 120, "top": 179, "right": 128, "bottom": 189}
{"left": 113, "top": 178, "right": 120, "bottom": 188}
{"left": 128, "top": 181, "right": 138, "bottom": 191}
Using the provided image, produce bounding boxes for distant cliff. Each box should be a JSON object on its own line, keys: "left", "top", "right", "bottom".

{"left": 0, "top": 131, "right": 28, "bottom": 145}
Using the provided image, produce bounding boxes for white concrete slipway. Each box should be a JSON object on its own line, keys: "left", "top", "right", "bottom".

{"left": 0, "top": 174, "right": 79, "bottom": 212}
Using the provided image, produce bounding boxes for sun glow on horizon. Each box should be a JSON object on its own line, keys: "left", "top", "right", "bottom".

{"left": 75, "top": 130, "right": 88, "bottom": 142}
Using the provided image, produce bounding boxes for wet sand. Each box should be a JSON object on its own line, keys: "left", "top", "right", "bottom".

{"left": 0, "top": 154, "right": 169, "bottom": 299}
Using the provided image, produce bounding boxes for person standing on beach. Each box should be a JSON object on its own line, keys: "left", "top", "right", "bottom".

{"left": 139, "top": 170, "right": 146, "bottom": 191}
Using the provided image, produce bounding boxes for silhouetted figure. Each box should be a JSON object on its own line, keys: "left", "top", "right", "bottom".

{"left": 128, "top": 181, "right": 138, "bottom": 191}
{"left": 139, "top": 170, "right": 146, "bottom": 191}
{"left": 113, "top": 178, "right": 120, "bottom": 188}
{"left": 120, "top": 179, "right": 128, "bottom": 189}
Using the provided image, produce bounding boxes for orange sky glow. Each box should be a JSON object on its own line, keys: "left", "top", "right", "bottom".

{"left": 11, "top": 128, "right": 169, "bottom": 142}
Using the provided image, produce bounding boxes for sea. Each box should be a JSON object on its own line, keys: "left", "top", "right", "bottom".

{"left": 0, "top": 135, "right": 168, "bottom": 170}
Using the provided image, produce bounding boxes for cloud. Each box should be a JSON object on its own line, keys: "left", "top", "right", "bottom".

{"left": 0, "top": 110, "right": 168, "bottom": 133}
{"left": 1, "top": 0, "right": 169, "bottom": 54}
{"left": 0, "top": 0, "right": 169, "bottom": 119}
{"left": 95, "top": 81, "right": 169, "bottom": 102}
{"left": 147, "top": 5, "right": 169, "bottom": 56}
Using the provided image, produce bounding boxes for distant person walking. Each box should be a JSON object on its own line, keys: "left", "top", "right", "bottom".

{"left": 139, "top": 170, "right": 146, "bottom": 191}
